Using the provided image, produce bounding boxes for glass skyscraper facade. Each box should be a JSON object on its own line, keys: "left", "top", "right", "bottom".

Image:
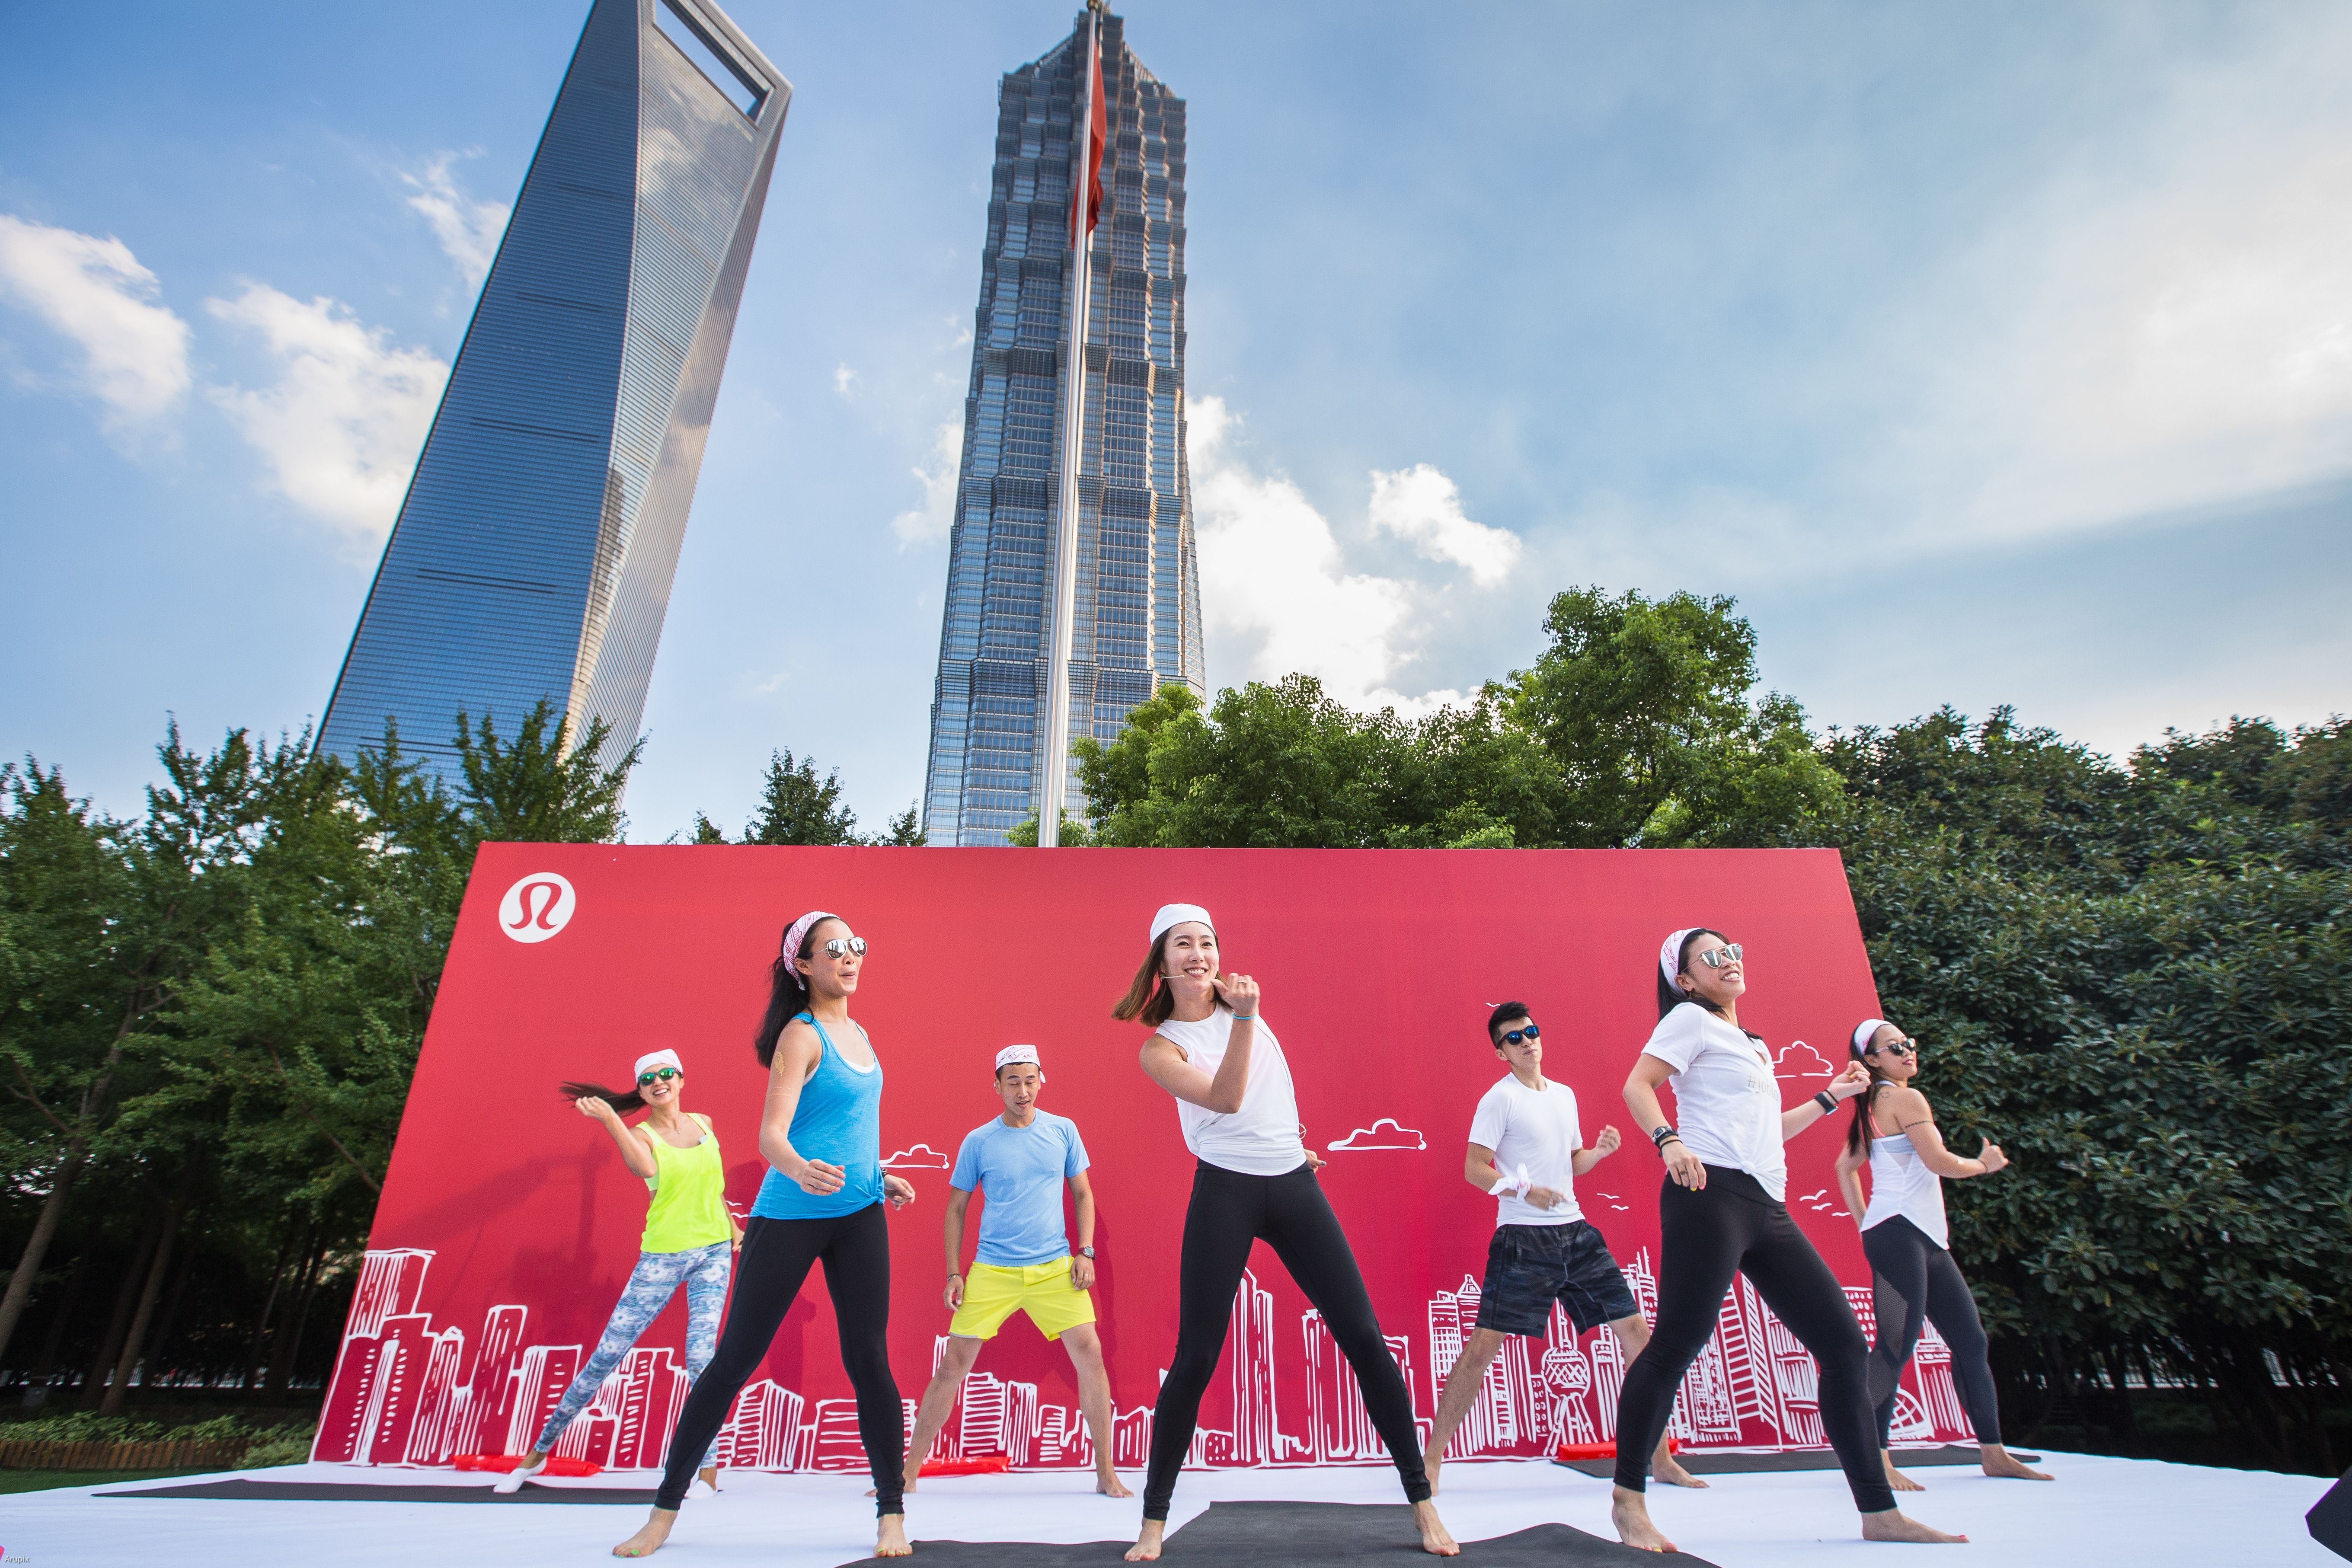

{"left": 920, "top": 10, "right": 1206, "bottom": 846}
{"left": 320, "top": 0, "right": 787, "bottom": 779}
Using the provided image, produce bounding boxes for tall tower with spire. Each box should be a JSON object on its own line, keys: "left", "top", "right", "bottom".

{"left": 920, "top": 9, "right": 1205, "bottom": 846}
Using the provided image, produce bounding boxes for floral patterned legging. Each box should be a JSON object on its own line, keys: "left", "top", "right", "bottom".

{"left": 532, "top": 1239, "right": 732, "bottom": 1466}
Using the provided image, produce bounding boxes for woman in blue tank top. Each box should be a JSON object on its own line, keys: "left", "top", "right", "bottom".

{"left": 614, "top": 910, "right": 917, "bottom": 1561}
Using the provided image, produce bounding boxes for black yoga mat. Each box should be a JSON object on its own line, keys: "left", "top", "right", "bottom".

{"left": 1554, "top": 1443, "right": 2041, "bottom": 1479}
{"left": 844, "top": 1498, "right": 1721, "bottom": 1566}
{"left": 95, "top": 1477, "right": 658, "bottom": 1504}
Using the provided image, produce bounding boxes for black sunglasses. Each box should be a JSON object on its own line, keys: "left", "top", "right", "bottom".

{"left": 1500, "top": 1024, "right": 1541, "bottom": 1046}
{"left": 636, "top": 1066, "right": 681, "bottom": 1086}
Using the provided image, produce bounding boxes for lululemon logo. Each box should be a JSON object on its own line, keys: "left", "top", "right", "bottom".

{"left": 499, "top": 872, "right": 576, "bottom": 944}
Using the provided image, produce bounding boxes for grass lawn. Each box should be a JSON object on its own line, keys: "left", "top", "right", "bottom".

{"left": 0, "top": 1466, "right": 222, "bottom": 1494}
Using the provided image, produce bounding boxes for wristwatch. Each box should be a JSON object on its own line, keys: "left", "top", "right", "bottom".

{"left": 1078, "top": 1245, "right": 1096, "bottom": 1258}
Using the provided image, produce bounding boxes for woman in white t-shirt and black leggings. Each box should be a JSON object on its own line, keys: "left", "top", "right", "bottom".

{"left": 1611, "top": 928, "right": 1966, "bottom": 1552}
{"left": 1114, "top": 903, "right": 1457, "bottom": 1563}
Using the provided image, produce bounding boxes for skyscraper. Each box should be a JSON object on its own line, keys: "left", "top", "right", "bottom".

{"left": 920, "top": 9, "right": 1206, "bottom": 846}
{"left": 319, "top": 0, "right": 788, "bottom": 779}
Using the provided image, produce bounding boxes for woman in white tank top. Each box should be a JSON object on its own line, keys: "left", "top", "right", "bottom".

{"left": 1834, "top": 1019, "right": 2050, "bottom": 1488}
{"left": 1112, "top": 903, "right": 1457, "bottom": 1564}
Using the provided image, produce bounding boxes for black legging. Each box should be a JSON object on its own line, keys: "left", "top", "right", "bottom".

{"left": 1863, "top": 1216, "right": 2003, "bottom": 1447}
{"left": 1143, "top": 1161, "right": 1429, "bottom": 1522}
{"left": 1612, "top": 1168, "right": 1895, "bottom": 1514}
{"left": 653, "top": 1205, "right": 902, "bottom": 1514}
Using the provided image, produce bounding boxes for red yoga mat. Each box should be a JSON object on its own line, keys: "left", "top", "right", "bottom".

{"left": 1552, "top": 1438, "right": 1681, "bottom": 1462}
{"left": 450, "top": 1453, "right": 604, "bottom": 1477}
{"left": 918, "top": 1455, "right": 1012, "bottom": 1478}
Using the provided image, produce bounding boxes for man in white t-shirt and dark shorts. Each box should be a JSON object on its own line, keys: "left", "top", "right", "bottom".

{"left": 1424, "top": 1002, "right": 1706, "bottom": 1495}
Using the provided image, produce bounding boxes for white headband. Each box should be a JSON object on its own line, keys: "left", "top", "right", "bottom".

{"left": 1851, "top": 1020, "right": 1892, "bottom": 1059}
{"left": 1150, "top": 903, "right": 1214, "bottom": 944}
{"left": 994, "top": 1044, "right": 1042, "bottom": 1072}
{"left": 780, "top": 910, "right": 837, "bottom": 978}
{"left": 634, "top": 1049, "right": 683, "bottom": 1081}
{"left": 1659, "top": 928, "right": 1698, "bottom": 987}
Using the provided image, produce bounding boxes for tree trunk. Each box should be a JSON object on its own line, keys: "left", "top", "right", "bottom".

{"left": 100, "top": 1188, "right": 189, "bottom": 1416}
{"left": 242, "top": 1238, "right": 292, "bottom": 1395}
{"left": 266, "top": 1238, "right": 325, "bottom": 1400}
{"left": 144, "top": 1239, "right": 198, "bottom": 1388}
{"left": 80, "top": 1208, "right": 163, "bottom": 1402}
{"left": 25, "top": 1253, "right": 86, "bottom": 1388}
{"left": 0, "top": 1150, "right": 86, "bottom": 1368}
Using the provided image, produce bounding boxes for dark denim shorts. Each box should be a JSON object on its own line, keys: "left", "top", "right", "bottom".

{"left": 1474, "top": 1220, "right": 1639, "bottom": 1337}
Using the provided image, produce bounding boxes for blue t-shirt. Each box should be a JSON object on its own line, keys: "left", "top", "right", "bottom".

{"left": 950, "top": 1110, "right": 1089, "bottom": 1268}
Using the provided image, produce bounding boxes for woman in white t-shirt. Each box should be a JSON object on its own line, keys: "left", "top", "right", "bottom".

{"left": 1608, "top": 928, "right": 1964, "bottom": 1552}
{"left": 1834, "top": 1018, "right": 2049, "bottom": 1488}
{"left": 1112, "top": 903, "right": 1457, "bottom": 1563}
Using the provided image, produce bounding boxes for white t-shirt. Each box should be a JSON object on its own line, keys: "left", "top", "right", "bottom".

{"left": 1155, "top": 1009, "right": 1307, "bottom": 1177}
{"left": 1641, "top": 1002, "right": 1787, "bottom": 1201}
{"left": 1467, "top": 1073, "right": 1584, "bottom": 1227}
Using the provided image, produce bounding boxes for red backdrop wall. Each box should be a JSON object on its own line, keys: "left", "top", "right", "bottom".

{"left": 315, "top": 845, "right": 1975, "bottom": 1474}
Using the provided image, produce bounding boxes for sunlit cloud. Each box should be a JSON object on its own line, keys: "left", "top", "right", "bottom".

{"left": 1189, "top": 395, "right": 1506, "bottom": 716}
{"left": 397, "top": 151, "right": 510, "bottom": 290}
{"left": 0, "top": 214, "right": 192, "bottom": 430}
{"left": 891, "top": 420, "right": 962, "bottom": 548}
{"left": 206, "top": 284, "right": 446, "bottom": 543}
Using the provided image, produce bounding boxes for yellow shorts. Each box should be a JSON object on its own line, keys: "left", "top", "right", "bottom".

{"left": 948, "top": 1255, "right": 1097, "bottom": 1342}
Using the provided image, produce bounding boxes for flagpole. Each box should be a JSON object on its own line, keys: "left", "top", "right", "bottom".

{"left": 1039, "top": 3, "right": 1100, "bottom": 849}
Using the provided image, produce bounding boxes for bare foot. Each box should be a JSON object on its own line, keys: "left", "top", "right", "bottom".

{"left": 1096, "top": 1468, "right": 1134, "bottom": 1498}
{"left": 1125, "top": 1519, "right": 1167, "bottom": 1561}
{"left": 1652, "top": 1451, "right": 1710, "bottom": 1490}
{"left": 1411, "top": 1499, "right": 1460, "bottom": 1557}
{"left": 1611, "top": 1486, "right": 1677, "bottom": 1553}
{"left": 1980, "top": 1444, "right": 2051, "bottom": 1481}
{"left": 1860, "top": 1508, "right": 1968, "bottom": 1543}
{"left": 612, "top": 1508, "right": 677, "bottom": 1558}
{"left": 1882, "top": 1449, "right": 1926, "bottom": 1492}
{"left": 876, "top": 1513, "right": 911, "bottom": 1558}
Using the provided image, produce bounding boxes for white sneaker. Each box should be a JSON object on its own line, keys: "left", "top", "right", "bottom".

{"left": 691, "top": 1474, "right": 722, "bottom": 1500}
{"left": 492, "top": 1454, "right": 547, "bottom": 1495}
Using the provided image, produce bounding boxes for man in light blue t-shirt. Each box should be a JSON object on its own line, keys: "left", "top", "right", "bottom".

{"left": 898, "top": 1045, "right": 1129, "bottom": 1497}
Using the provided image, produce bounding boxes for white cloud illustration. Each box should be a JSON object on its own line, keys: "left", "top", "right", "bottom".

{"left": 1773, "top": 1041, "right": 1834, "bottom": 1079}
{"left": 1326, "top": 1118, "right": 1428, "bottom": 1152}
{"left": 882, "top": 1143, "right": 950, "bottom": 1169}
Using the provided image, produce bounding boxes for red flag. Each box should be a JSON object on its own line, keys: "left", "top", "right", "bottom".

{"left": 1070, "top": 29, "right": 1107, "bottom": 243}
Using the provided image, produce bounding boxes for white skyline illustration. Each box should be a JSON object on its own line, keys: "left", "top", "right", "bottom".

{"left": 314, "top": 1245, "right": 1976, "bottom": 1473}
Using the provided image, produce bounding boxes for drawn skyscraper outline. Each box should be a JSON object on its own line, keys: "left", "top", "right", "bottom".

{"left": 319, "top": 0, "right": 789, "bottom": 781}
{"left": 920, "top": 8, "right": 1206, "bottom": 845}
{"left": 316, "top": 1244, "right": 1972, "bottom": 1472}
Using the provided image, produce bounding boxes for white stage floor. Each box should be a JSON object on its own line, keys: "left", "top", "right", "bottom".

{"left": 2, "top": 1452, "right": 2337, "bottom": 1567}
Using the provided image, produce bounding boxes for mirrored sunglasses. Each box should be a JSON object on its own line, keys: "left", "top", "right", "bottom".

{"left": 1696, "top": 943, "right": 1744, "bottom": 969}
{"left": 636, "top": 1066, "right": 681, "bottom": 1086}
{"left": 1873, "top": 1038, "right": 1919, "bottom": 1057}
{"left": 1502, "top": 1024, "right": 1542, "bottom": 1045}
{"left": 821, "top": 936, "right": 868, "bottom": 960}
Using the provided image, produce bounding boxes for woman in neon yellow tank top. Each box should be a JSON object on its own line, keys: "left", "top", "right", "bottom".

{"left": 495, "top": 1047, "right": 742, "bottom": 1495}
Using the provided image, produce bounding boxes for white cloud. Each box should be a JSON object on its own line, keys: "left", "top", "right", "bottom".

{"left": 206, "top": 284, "right": 447, "bottom": 542}
{"left": 397, "top": 152, "right": 510, "bottom": 290}
{"left": 891, "top": 421, "right": 962, "bottom": 548}
{"left": 1882, "top": 12, "right": 2352, "bottom": 547}
{"left": 833, "top": 362, "right": 860, "bottom": 398}
{"left": 0, "top": 214, "right": 191, "bottom": 428}
{"left": 1368, "top": 463, "right": 1520, "bottom": 586}
{"left": 1189, "top": 395, "right": 1501, "bottom": 716}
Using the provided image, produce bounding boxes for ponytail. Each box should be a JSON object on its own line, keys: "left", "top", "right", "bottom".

{"left": 755, "top": 915, "right": 831, "bottom": 1067}
{"left": 559, "top": 1079, "right": 646, "bottom": 1115}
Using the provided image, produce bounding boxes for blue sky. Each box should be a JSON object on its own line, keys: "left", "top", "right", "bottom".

{"left": 4, "top": 1, "right": 2348, "bottom": 839}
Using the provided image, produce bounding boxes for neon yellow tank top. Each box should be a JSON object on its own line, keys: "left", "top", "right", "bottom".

{"left": 641, "top": 1114, "right": 732, "bottom": 1253}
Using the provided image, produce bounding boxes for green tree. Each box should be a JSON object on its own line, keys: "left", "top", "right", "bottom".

{"left": 1499, "top": 585, "right": 1845, "bottom": 846}
{"left": 742, "top": 749, "right": 860, "bottom": 846}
